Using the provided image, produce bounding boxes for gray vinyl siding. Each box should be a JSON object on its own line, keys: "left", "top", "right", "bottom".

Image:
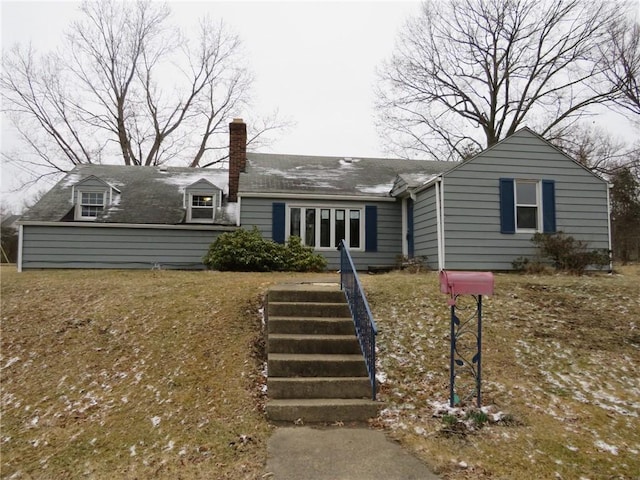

{"left": 440, "top": 130, "right": 609, "bottom": 270}
{"left": 21, "top": 225, "right": 229, "bottom": 270}
{"left": 413, "top": 188, "right": 439, "bottom": 268}
{"left": 240, "top": 196, "right": 404, "bottom": 270}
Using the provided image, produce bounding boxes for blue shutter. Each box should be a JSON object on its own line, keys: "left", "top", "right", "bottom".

{"left": 272, "top": 202, "right": 285, "bottom": 244}
{"left": 542, "top": 180, "right": 556, "bottom": 233}
{"left": 365, "top": 205, "right": 377, "bottom": 252}
{"left": 499, "top": 178, "right": 515, "bottom": 234}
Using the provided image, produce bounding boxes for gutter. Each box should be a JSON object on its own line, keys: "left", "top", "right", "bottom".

{"left": 17, "top": 221, "right": 238, "bottom": 231}
{"left": 238, "top": 192, "right": 397, "bottom": 203}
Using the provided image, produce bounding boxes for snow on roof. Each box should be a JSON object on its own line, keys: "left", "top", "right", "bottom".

{"left": 159, "top": 169, "right": 228, "bottom": 194}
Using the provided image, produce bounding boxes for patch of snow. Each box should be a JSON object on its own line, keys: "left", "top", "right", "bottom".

{"left": 164, "top": 440, "right": 174, "bottom": 451}
{"left": 2, "top": 357, "right": 20, "bottom": 369}
{"left": 414, "top": 426, "right": 426, "bottom": 435}
{"left": 158, "top": 170, "right": 229, "bottom": 194}
{"left": 61, "top": 173, "right": 82, "bottom": 187}
{"left": 222, "top": 202, "right": 239, "bottom": 224}
{"left": 400, "top": 173, "right": 439, "bottom": 187}
{"left": 594, "top": 440, "right": 618, "bottom": 455}
{"left": 357, "top": 183, "right": 393, "bottom": 194}
{"left": 129, "top": 445, "right": 136, "bottom": 456}
{"left": 376, "top": 370, "right": 387, "bottom": 384}
{"left": 151, "top": 416, "right": 161, "bottom": 428}
{"left": 566, "top": 445, "right": 579, "bottom": 452}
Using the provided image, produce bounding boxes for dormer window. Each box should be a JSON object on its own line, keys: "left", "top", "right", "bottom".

{"left": 189, "top": 194, "right": 215, "bottom": 221}
{"left": 72, "top": 175, "right": 118, "bottom": 221}
{"left": 79, "top": 191, "right": 106, "bottom": 219}
{"left": 185, "top": 178, "right": 222, "bottom": 223}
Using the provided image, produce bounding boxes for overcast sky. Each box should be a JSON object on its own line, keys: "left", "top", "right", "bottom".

{"left": 0, "top": 0, "right": 424, "bottom": 211}
{"left": 1, "top": 0, "right": 638, "bottom": 212}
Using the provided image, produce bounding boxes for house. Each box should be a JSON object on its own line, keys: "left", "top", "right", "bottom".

{"left": 17, "top": 119, "right": 611, "bottom": 271}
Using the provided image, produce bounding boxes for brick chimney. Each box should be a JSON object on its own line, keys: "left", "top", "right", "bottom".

{"left": 228, "top": 118, "right": 247, "bottom": 202}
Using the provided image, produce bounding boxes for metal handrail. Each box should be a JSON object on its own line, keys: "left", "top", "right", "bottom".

{"left": 339, "top": 240, "right": 378, "bottom": 400}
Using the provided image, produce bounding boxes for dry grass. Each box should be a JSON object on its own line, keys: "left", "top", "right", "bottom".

{"left": 363, "top": 266, "right": 640, "bottom": 480}
{"left": 3, "top": 265, "right": 639, "bottom": 479}
{"left": 0, "top": 266, "right": 333, "bottom": 479}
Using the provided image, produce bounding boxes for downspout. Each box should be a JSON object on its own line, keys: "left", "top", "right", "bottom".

{"left": 435, "top": 177, "right": 445, "bottom": 270}
{"left": 606, "top": 183, "right": 613, "bottom": 272}
{"left": 17, "top": 224, "right": 23, "bottom": 273}
{"left": 401, "top": 197, "right": 408, "bottom": 256}
{"left": 236, "top": 195, "right": 242, "bottom": 227}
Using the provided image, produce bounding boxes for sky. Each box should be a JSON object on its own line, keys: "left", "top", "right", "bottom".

{"left": 0, "top": 0, "right": 424, "bottom": 211}
{"left": 1, "top": 0, "right": 638, "bottom": 212}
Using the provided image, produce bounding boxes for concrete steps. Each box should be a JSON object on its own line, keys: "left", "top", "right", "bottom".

{"left": 265, "top": 282, "right": 380, "bottom": 423}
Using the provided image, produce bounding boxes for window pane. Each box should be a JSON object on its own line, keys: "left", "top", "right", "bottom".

{"left": 82, "top": 205, "right": 102, "bottom": 217}
{"left": 81, "top": 192, "right": 103, "bottom": 205}
{"left": 516, "top": 182, "right": 537, "bottom": 205}
{"left": 335, "top": 209, "right": 345, "bottom": 247}
{"left": 349, "top": 210, "right": 360, "bottom": 248}
{"left": 517, "top": 206, "right": 537, "bottom": 229}
{"left": 290, "top": 208, "right": 301, "bottom": 238}
{"left": 305, "top": 209, "right": 316, "bottom": 246}
{"left": 191, "top": 207, "right": 213, "bottom": 219}
{"left": 192, "top": 195, "right": 213, "bottom": 207}
{"left": 320, "top": 209, "right": 331, "bottom": 247}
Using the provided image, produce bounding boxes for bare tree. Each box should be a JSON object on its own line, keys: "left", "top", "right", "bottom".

{"left": 551, "top": 123, "right": 639, "bottom": 177}
{"left": 376, "top": 0, "right": 628, "bottom": 161}
{"left": 603, "top": 16, "right": 640, "bottom": 117}
{"left": 1, "top": 0, "right": 283, "bottom": 179}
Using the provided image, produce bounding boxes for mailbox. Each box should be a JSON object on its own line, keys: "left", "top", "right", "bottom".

{"left": 439, "top": 270, "right": 494, "bottom": 297}
{"left": 440, "top": 270, "right": 494, "bottom": 408}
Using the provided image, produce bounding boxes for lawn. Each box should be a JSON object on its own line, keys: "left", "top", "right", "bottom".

{"left": 362, "top": 266, "right": 640, "bottom": 479}
{"left": 0, "top": 267, "right": 333, "bottom": 479}
{"left": 2, "top": 265, "right": 639, "bottom": 479}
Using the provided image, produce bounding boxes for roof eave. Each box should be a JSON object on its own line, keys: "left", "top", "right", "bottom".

{"left": 238, "top": 192, "right": 397, "bottom": 202}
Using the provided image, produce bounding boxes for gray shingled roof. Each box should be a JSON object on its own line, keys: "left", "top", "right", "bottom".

{"left": 23, "top": 154, "right": 456, "bottom": 224}
{"left": 21, "top": 164, "right": 233, "bottom": 225}
{"left": 240, "top": 153, "right": 452, "bottom": 197}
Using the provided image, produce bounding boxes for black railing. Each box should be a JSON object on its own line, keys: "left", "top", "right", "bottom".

{"left": 339, "top": 240, "right": 378, "bottom": 400}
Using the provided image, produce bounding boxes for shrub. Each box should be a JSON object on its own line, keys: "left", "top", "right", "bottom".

{"left": 283, "top": 235, "right": 327, "bottom": 272}
{"left": 531, "top": 232, "right": 610, "bottom": 274}
{"left": 395, "top": 255, "right": 428, "bottom": 273}
{"left": 203, "top": 228, "right": 327, "bottom": 272}
{"left": 511, "top": 256, "right": 547, "bottom": 274}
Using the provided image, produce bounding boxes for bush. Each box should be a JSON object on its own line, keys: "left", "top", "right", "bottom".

{"left": 511, "top": 256, "right": 548, "bottom": 274}
{"left": 531, "top": 232, "right": 610, "bottom": 274}
{"left": 283, "top": 235, "right": 328, "bottom": 272}
{"left": 203, "top": 227, "right": 327, "bottom": 272}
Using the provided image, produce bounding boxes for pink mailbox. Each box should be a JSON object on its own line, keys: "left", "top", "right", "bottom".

{"left": 439, "top": 270, "right": 494, "bottom": 298}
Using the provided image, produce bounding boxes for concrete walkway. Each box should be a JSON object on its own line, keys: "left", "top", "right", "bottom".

{"left": 265, "top": 426, "right": 440, "bottom": 480}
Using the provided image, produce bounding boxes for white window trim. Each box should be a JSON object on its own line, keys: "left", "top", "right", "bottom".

{"left": 75, "top": 189, "right": 107, "bottom": 221}
{"left": 285, "top": 203, "right": 365, "bottom": 251}
{"left": 186, "top": 192, "right": 218, "bottom": 223}
{"left": 514, "top": 180, "right": 542, "bottom": 233}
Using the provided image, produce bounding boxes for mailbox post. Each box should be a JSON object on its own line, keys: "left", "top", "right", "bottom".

{"left": 439, "top": 271, "right": 494, "bottom": 408}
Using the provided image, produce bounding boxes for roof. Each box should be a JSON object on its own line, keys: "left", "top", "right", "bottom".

{"left": 239, "top": 153, "right": 452, "bottom": 198}
{"left": 1, "top": 214, "right": 21, "bottom": 230}
{"left": 21, "top": 164, "right": 234, "bottom": 225}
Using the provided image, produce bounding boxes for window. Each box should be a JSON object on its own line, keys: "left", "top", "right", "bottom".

{"left": 500, "top": 178, "right": 556, "bottom": 234}
{"left": 78, "top": 191, "right": 105, "bottom": 220}
{"left": 515, "top": 181, "right": 539, "bottom": 230}
{"left": 189, "top": 194, "right": 215, "bottom": 222}
{"left": 287, "top": 206, "right": 363, "bottom": 249}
